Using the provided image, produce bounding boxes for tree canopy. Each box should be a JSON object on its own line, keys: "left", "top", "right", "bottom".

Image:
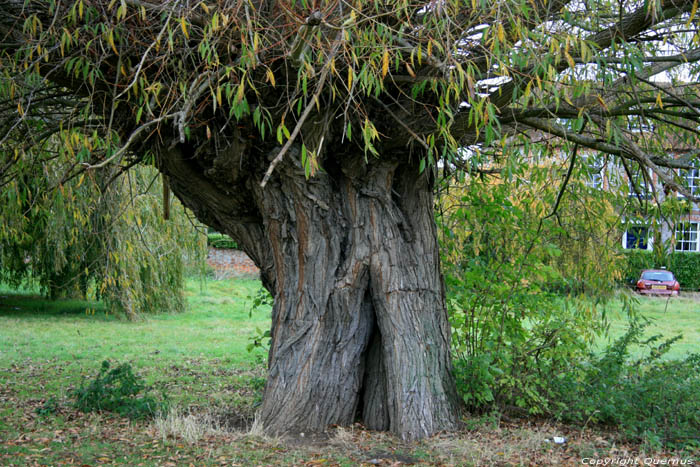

{"left": 2, "top": 0, "right": 699, "bottom": 190}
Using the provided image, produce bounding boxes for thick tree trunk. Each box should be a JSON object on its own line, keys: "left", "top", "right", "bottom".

{"left": 161, "top": 143, "right": 458, "bottom": 441}
{"left": 250, "top": 150, "right": 458, "bottom": 440}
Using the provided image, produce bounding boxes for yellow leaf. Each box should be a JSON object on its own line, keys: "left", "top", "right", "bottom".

{"left": 406, "top": 63, "right": 416, "bottom": 78}
{"left": 180, "top": 17, "right": 189, "bottom": 39}
{"left": 347, "top": 67, "right": 353, "bottom": 89}
{"left": 382, "top": 49, "right": 389, "bottom": 78}
{"left": 565, "top": 50, "right": 576, "bottom": 70}
{"left": 689, "top": 0, "right": 698, "bottom": 25}
{"left": 107, "top": 30, "right": 118, "bottom": 55}
{"left": 656, "top": 92, "right": 664, "bottom": 109}
{"left": 596, "top": 95, "right": 608, "bottom": 111}
{"left": 497, "top": 23, "right": 505, "bottom": 43}
{"left": 266, "top": 69, "right": 275, "bottom": 87}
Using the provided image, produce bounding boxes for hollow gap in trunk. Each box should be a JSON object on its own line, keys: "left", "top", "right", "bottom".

{"left": 357, "top": 290, "right": 390, "bottom": 431}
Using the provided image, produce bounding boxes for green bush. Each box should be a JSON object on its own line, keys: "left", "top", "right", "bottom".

{"left": 669, "top": 253, "right": 700, "bottom": 290}
{"left": 207, "top": 232, "right": 239, "bottom": 250}
{"left": 546, "top": 322, "right": 700, "bottom": 451}
{"left": 442, "top": 168, "right": 615, "bottom": 415}
{"left": 621, "top": 250, "right": 655, "bottom": 286}
{"left": 71, "top": 361, "right": 167, "bottom": 420}
{"left": 36, "top": 397, "right": 60, "bottom": 416}
{"left": 622, "top": 250, "right": 700, "bottom": 290}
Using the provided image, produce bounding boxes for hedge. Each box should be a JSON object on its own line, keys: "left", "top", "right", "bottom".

{"left": 207, "top": 232, "right": 239, "bottom": 250}
{"left": 623, "top": 250, "right": 700, "bottom": 291}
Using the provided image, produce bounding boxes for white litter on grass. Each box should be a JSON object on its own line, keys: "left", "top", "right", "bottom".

{"left": 544, "top": 436, "right": 567, "bottom": 444}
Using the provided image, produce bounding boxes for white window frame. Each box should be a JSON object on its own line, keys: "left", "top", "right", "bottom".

{"left": 628, "top": 168, "right": 653, "bottom": 200}
{"left": 627, "top": 115, "right": 655, "bottom": 134}
{"left": 675, "top": 222, "right": 699, "bottom": 252}
{"left": 677, "top": 167, "right": 700, "bottom": 199}
{"left": 580, "top": 153, "right": 606, "bottom": 190}
{"left": 588, "top": 170, "right": 603, "bottom": 190}
{"left": 622, "top": 225, "right": 652, "bottom": 250}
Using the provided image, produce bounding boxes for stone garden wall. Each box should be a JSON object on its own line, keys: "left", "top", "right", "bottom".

{"left": 206, "top": 247, "right": 260, "bottom": 279}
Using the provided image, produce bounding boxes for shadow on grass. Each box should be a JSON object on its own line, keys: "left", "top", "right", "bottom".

{"left": 0, "top": 291, "right": 112, "bottom": 321}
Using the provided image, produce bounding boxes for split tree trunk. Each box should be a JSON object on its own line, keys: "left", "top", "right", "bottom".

{"left": 162, "top": 143, "right": 458, "bottom": 441}
{"left": 251, "top": 149, "right": 457, "bottom": 440}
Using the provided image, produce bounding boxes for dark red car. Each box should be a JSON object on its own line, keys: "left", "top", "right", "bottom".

{"left": 636, "top": 269, "right": 680, "bottom": 296}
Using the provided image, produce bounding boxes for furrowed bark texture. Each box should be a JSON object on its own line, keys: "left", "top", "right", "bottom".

{"left": 160, "top": 141, "right": 458, "bottom": 441}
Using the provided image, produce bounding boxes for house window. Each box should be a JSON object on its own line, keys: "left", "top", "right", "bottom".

{"left": 588, "top": 169, "right": 603, "bottom": 190}
{"left": 627, "top": 116, "right": 654, "bottom": 133}
{"left": 677, "top": 167, "right": 700, "bottom": 198}
{"left": 624, "top": 226, "right": 649, "bottom": 250}
{"left": 580, "top": 154, "right": 606, "bottom": 189}
{"left": 675, "top": 222, "right": 699, "bottom": 251}
{"left": 627, "top": 167, "right": 653, "bottom": 200}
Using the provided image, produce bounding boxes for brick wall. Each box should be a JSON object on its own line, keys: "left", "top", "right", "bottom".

{"left": 206, "top": 247, "right": 260, "bottom": 279}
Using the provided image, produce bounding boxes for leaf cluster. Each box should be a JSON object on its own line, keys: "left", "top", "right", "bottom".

{"left": 71, "top": 360, "right": 168, "bottom": 420}
{"left": 2, "top": 0, "right": 699, "bottom": 190}
{"left": 440, "top": 160, "right": 624, "bottom": 411}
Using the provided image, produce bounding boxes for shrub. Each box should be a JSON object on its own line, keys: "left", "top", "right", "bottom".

{"left": 71, "top": 360, "right": 167, "bottom": 420}
{"left": 546, "top": 322, "right": 700, "bottom": 450}
{"left": 207, "top": 232, "right": 238, "bottom": 250}
{"left": 668, "top": 253, "right": 700, "bottom": 291}
{"left": 36, "top": 397, "right": 60, "bottom": 416}
{"left": 441, "top": 170, "right": 614, "bottom": 414}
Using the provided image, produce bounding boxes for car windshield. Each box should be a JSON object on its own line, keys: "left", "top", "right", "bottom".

{"left": 641, "top": 271, "right": 675, "bottom": 282}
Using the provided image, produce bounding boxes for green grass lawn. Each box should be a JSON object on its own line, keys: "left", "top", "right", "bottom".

{"left": 597, "top": 292, "right": 700, "bottom": 360}
{"left": 1, "top": 280, "right": 698, "bottom": 465}
{"left": 0, "top": 278, "right": 270, "bottom": 407}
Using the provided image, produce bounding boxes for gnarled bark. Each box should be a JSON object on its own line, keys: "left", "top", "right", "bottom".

{"left": 160, "top": 140, "right": 458, "bottom": 440}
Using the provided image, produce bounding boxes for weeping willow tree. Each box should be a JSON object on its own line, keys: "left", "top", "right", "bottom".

{"left": 1, "top": 0, "right": 699, "bottom": 439}
{"left": 0, "top": 149, "right": 206, "bottom": 318}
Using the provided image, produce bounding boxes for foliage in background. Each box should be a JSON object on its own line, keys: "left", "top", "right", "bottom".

{"left": 207, "top": 232, "right": 239, "bottom": 250}
{"left": 440, "top": 158, "right": 700, "bottom": 450}
{"left": 71, "top": 360, "right": 167, "bottom": 420}
{"left": 440, "top": 158, "right": 625, "bottom": 413}
{"left": 546, "top": 320, "right": 700, "bottom": 450}
{"left": 0, "top": 155, "right": 206, "bottom": 318}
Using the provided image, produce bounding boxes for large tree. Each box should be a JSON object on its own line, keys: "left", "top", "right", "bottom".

{"left": 1, "top": 0, "right": 699, "bottom": 440}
